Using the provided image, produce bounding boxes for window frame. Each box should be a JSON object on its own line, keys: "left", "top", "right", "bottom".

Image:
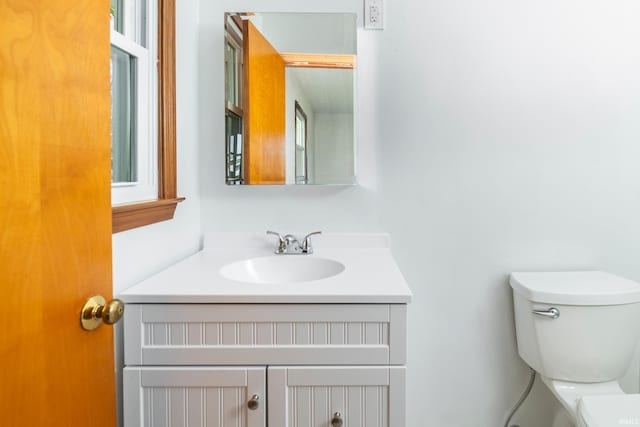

{"left": 294, "top": 101, "right": 308, "bottom": 184}
{"left": 224, "top": 14, "right": 244, "bottom": 184}
{"left": 112, "top": 0, "right": 184, "bottom": 233}
{"left": 110, "top": 28, "right": 155, "bottom": 201}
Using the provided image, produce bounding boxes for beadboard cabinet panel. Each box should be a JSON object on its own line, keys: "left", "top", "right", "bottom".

{"left": 123, "top": 367, "right": 265, "bottom": 427}
{"left": 124, "top": 304, "right": 406, "bottom": 366}
{"left": 268, "top": 366, "right": 406, "bottom": 427}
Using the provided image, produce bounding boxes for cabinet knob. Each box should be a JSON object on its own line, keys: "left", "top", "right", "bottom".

{"left": 247, "top": 394, "right": 260, "bottom": 410}
{"left": 331, "top": 412, "right": 343, "bottom": 427}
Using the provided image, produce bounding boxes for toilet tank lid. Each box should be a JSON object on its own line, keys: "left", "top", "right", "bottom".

{"left": 509, "top": 271, "right": 640, "bottom": 305}
{"left": 578, "top": 395, "right": 640, "bottom": 426}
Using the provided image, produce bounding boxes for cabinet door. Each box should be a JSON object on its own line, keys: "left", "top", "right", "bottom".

{"left": 268, "top": 366, "right": 405, "bottom": 427}
{"left": 124, "top": 367, "right": 265, "bottom": 427}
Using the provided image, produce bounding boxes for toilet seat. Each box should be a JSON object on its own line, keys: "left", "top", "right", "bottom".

{"left": 577, "top": 394, "right": 640, "bottom": 427}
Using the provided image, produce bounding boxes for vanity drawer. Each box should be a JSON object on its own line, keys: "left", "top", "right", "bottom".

{"left": 124, "top": 304, "right": 406, "bottom": 366}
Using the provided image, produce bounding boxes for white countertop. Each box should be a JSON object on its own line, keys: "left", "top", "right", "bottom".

{"left": 119, "top": 233, "right": 412, "bottom": 304}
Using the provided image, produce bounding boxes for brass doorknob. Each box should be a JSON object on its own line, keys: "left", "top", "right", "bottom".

{"left": 80, "top": 295, "right": 124, "bottom": 331}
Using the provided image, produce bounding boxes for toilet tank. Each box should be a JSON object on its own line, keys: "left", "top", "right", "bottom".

{"left": 510, "top": 271, "right": 640, "bottom": 382}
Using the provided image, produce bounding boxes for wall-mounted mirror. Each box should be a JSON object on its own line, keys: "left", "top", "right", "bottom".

{"left": 224, "top": 12, "right": 357, "bottom": 185}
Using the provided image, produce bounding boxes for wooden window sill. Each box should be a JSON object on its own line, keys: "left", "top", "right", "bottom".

{"left": 112, "top": 198, "right": 185, "bottom": 233}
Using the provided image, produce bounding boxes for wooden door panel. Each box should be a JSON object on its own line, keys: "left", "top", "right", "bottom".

{"left": 0, "top": 0, "right": 115, "bottom": 425}
{"left": 243, "top": 20, "right": 286, "bottom": 184}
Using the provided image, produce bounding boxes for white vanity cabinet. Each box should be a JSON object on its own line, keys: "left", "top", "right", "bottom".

{"left": 123, "top": 303, "right": 407, "bottom": 427}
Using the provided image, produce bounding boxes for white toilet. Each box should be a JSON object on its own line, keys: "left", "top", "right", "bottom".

{"left": 510, "top": 271, "right": 640, "bottom": 427}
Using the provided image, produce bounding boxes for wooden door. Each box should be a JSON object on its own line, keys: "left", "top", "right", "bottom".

{"left": 268, "top": 366, "right": 406, "bottom": 427}
{"left": 124, "top": 367, "right": 266, "bottom": 426}
{"left": 243, "top": 20, "right": 286, "bottom": 184}
{"left": 0, "top": 1, "right": 115, "bottom": 425}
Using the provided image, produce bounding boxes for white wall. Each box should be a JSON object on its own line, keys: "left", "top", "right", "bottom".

{"left": 257, "top": 13, "right": 357, "bottom": 54}
{"left": 198, "top": 0, "right": 640, "bottom": 426}
{"left": 375, "top": 0, "right": 640, "bottom": 425}
{"left": 285, "top": 70, "right": 315, "bottom": 184}
{"left": 111, "top": 1, "right": 202, "bottom": 424}
{"left": 313, "top": 112, "right": 355, "bottom": 184}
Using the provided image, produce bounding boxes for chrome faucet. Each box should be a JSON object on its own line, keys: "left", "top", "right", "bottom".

{"left": 266, "top": 231, "right": 322, "bottom": 254}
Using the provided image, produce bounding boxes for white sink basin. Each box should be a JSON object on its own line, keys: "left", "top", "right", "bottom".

{"left": 220, "top": 256, "right": 345, "bottom": 284}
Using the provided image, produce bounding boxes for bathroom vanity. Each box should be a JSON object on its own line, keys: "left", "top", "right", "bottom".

{"left": 120, "top": 233, "right": 411, "bottom": 427}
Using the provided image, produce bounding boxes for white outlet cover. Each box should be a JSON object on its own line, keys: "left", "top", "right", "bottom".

{"left": 364, "top": 0, "right": 384, "bottom": 30}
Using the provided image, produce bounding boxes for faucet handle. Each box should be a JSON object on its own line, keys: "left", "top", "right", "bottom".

{"left": 283, "top": 234, "right": 298, "bottom": 244}
{"left": 266, "top": 231, "right": 286, "bottom": 254}
{"left": 302, "top": 231, "right": 322, "bottom": 253}
{"left": 283, "top": 234, "right": 302, "bottom": 252}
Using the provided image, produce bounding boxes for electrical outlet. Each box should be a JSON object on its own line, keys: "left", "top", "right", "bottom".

{"left": 364, "top": 0, "right": 384, "bottom": 30}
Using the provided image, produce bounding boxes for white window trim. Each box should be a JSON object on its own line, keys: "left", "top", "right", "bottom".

{"left": 111, "top": 0, "right": 158, "bottom": 206}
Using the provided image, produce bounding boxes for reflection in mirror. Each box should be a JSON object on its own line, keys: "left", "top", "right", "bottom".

{"left": 224, "top": 13, "right": 357, "bottom": 185}
{"left": 295, "top": 101, "right": 307, "bottom": 184}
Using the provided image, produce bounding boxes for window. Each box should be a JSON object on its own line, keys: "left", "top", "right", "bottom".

{"left": 224, "top": 14, "right": 244, "bottom": 184}
{"left": 294, "top": 101, "right": 308, "bottom": 184}
{"left": 110, "top": 0, "right": 156, "bottom": 203}
{"left": 110, "top": 0, "right": 183, "bottom": 233}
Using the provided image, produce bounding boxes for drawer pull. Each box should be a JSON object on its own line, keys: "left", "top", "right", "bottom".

{"left": 331, "top": 412, "right": 343, "bottom": 427}
{"left": 247, "top": 394, "right": 260, "bottom": 410}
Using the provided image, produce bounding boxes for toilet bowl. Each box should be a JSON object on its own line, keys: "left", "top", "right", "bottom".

{"left": 509, "top": 271, "right": 640, "bottom": 427}
{"left": 541, "top": 377, "right": 640, "bottom": 426}
{"left": 577, "top": 395, "right": 640, "bottom": 427}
